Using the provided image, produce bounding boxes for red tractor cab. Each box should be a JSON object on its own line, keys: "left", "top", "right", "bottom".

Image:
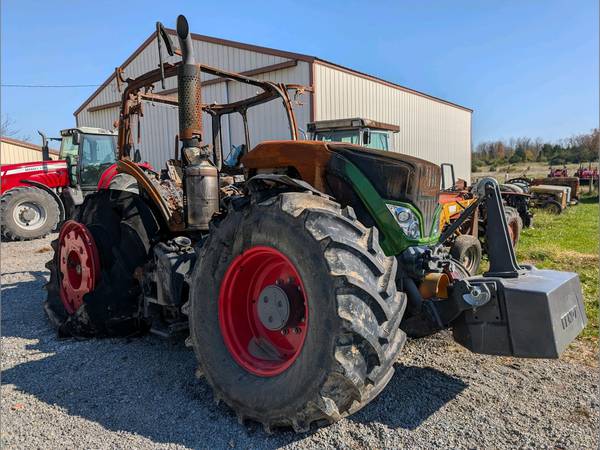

{"left": 1, "top": 127, "right": 142, "bottom": 240}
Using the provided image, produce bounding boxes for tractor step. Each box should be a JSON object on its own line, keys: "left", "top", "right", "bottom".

{"left": 452, "top": 267, "right": 587, "bottom": 358}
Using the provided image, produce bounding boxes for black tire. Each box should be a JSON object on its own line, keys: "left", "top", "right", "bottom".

{"left": 44, "top": 189, "right": 160, "bottom": 337}
{"left": 504, "top": 206, "right": 523, "bottom": 247}
{"left": 449, "top": 235, "right": 482, "bottom": 275}
{"left": 542, "top": 200, "right": 563, "bottom": 215}
{"left": 108, "top": 173, "right": 139, "bottom": 194}
{"left": 189, "top": 192, "right": 407, "bottom": 432}
{"left": 1, "top": 187, "right": 60, "bottom": 240}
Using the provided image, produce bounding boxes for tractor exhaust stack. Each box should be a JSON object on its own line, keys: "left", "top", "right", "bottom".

{"left": 176, "top": 15, "right": 218, "bottom": 231}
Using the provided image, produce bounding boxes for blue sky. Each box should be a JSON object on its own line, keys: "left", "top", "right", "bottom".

{"left": 1, "top": 0, "right": 598, "bottom": 148}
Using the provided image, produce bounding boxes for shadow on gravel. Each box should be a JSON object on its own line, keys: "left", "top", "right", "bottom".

{"left": 349, "top": 363, "right": 467, "bottom": 430}
{"left": 1, "top": 272, "right": 466, "bottom": 448}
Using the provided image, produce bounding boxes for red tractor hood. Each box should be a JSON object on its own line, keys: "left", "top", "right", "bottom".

{"left": 1, "top": 160, "right": 69, "bottom": 194}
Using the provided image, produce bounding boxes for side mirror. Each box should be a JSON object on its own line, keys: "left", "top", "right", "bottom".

{"left": 441, "top": 163, "right": 456, "bottom": 190}
{"left": 72, "top": 131, "right": 80, "bottom": 145}
{"left": 362, "top": 129, "right": 371, "bottom": 145}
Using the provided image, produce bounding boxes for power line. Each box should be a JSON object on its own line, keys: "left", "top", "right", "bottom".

{"left": 1, "top": 83, "right": 101, "bottom": 88}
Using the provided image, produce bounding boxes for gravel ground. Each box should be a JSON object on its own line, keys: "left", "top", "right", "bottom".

{"left": 2, "top": 235, "right": 598, "bottom": 449}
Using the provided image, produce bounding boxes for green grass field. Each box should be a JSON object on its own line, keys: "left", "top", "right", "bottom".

{"left": 515, "top": 195, "right": 599, "bottom": 341}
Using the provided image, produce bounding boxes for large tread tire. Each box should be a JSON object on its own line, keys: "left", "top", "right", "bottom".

{"left": 108, "top": 173, "right": 139, "bottom": 194}
{"left": 44, "top": 190, "right": 160, "bottom": 337}
{"left": 189, "top": 192, "right": 407, "bottom": 432}
{"left": 1, "top": 187, "right": 60, "bottom": 241}
{"left": 449, "top": 234, "right": 482, "bottom": 275}
{"left": 504, "top": 206, "right": 523, "bottom": 247}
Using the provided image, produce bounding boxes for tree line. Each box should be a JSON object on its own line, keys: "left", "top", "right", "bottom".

{"left": 472, "top": 128, "right": 599, "bottom": 172}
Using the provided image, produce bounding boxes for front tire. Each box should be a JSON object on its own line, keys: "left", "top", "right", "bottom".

{"left": 450, "top": 234, "right": 482, "bottom": 275}
{"left": 189, "top": 192, "right": 406, "bottom": 432}
{"left": 1, "top": 187, "right": 60, "bottom": 240}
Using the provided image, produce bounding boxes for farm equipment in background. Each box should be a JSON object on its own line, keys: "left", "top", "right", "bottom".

{"left": 0, "top": 127, "right": 146, "bottom": 241}
{"left": 43, "top": 15, "right": 587, "bottom": 433}
{"left": 574, "top": 163, "right": 599, "bottom": 185}
{"left": 307, "top": 117, "right": 399, "bottom": 151}
{"left": 530, "top": 176, "right": 580, "bottom": 203}
{"left": 529, "top": 185, "right": 569, "bottom": 214}
{"left": 437, "top": 164, "right": 525, "bottom": 274}
{"left": 548, "top": 166, "right": 569, "bottom": 178}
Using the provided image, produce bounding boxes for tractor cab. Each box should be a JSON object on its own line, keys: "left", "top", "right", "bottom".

{"left": 59, "top": 127, "right": 118, "bottom": 191}
{"left": 307, "top": 118, "right": 399, "bottom": 151}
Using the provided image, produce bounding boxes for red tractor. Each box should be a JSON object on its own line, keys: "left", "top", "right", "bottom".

{"left": 548, "top": 166, "right": 568, "bottom": 178}
{"left": 0, "top": 127, "right": 144, "bottom": 240}
{"left": 574, "top": 163, "right": 599, "bottom": 184}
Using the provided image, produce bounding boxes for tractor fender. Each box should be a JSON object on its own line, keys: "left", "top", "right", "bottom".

{"left": 97, "top": 162, "right": 154, "bottom": 190}
{"left": 20, "top": 179, "right": 66, "bottom": 222}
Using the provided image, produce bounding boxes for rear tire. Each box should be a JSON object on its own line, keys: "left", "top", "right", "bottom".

{"left": 449, "top": 235, "right": 482, "bottom": 275}
{"left": 189, "top": 192, "right": 406, "bottom": 432}
{"left": 504, "top": 206, "right": 523, "bottom": 247}
{"left": 44, "top": 190, "right": 159, "bottom": 337}
{"left": 1, "top": 187, "right": 60, "bottom": 240}
{"left": 108, "top": 173, "right": 139, "bottom": 194}
{"left": 542, "top": 200, "right": 562, "bottom": 215}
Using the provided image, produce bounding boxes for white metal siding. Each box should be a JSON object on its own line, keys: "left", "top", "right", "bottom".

{"left": 313, "top": 63, "right": 472, "bottom": 182}
{"left": 77, "top": 36, "right": 292, "bottom": 127}
{"left": 227, "top": 61, "right": 311, "bottom": 149}
{"left": 79, "top": 64, "right": 311, "bottom": 170}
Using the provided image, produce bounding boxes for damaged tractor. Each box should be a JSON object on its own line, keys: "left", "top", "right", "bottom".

{"left": 45, "top": 16, "right": 588, "bottom": 433}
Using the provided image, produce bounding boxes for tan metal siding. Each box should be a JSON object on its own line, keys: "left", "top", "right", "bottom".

{"left": 1, "top": 140, "right": 56, "bottom": 165}
{"left": 313, "top": 63, "right": 472, "bottom": 182}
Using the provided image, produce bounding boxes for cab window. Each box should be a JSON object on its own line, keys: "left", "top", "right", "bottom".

{"left": 369, "top": 131, "right": 389, "bottom": 150}
{"left": 59, "top": 135, "right": 79, "bottom": 161}
{"left": 314, "top": 130, "right": 360, "bottom": 145}
{"left": 79, "top": 134, "right": 117, "bottom": 185}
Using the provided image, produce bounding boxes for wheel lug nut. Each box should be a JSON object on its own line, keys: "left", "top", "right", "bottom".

{"left": 293, "top": 327, "right": 301, "bottom": 334}
{"left": 281, "top": 329, "right": 288, "bottom": 335}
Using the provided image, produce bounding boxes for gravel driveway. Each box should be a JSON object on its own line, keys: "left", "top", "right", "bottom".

{"left": 2, "top": 236, "right": 598, "bottom": 449}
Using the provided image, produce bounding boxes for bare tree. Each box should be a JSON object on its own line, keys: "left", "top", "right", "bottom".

{"left": 1, "top": 114, "right": 19, "bottom": 137}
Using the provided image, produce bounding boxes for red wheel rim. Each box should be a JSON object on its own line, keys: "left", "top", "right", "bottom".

{"left": 218, "top": 246, "right": 308, "bottom": 377}
{"left": 58, "top": 220, "right": 101, "bottom": 314}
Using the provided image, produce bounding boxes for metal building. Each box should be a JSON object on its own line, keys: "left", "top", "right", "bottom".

{"left": 0, "top": 137, "right": 58, "bottom": 165}
{"left": 74, "top": 31, "right": 472, "bottom": 181}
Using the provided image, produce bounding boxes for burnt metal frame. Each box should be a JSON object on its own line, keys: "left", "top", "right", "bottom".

{"left": 116, "top": 60, "right": 309, "bottom": 170}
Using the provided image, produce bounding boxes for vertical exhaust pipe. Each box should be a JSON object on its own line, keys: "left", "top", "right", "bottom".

{"left": 176, "top": 15, "right": 203, "bottom": 148}
{"left": 176, "top": 15, "right": 219, "bottom": 231}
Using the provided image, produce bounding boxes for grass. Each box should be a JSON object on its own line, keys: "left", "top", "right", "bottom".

{"left": 515, "top": 194, "right": 599, "bottom": 341}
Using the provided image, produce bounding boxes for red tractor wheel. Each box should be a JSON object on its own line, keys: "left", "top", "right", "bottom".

{"left": 44, "top": 190, "right": 159, "bottom": 337}
{"left": 219, "top": 246, "right": 308, "bottom": 377}
{"left": 57, "top": 221, "right": 101, "bottom": 314}
{"left": 189, "top": 191, "right": 407, "bottom": 432}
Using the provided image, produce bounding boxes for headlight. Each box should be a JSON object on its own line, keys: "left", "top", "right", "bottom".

{"left": 386, "top": 204, "right": 421, "bottom": 239}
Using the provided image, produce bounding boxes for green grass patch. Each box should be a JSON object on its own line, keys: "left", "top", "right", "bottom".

{"left": 517, "top": 195, "right": 599, "bottom": 340}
